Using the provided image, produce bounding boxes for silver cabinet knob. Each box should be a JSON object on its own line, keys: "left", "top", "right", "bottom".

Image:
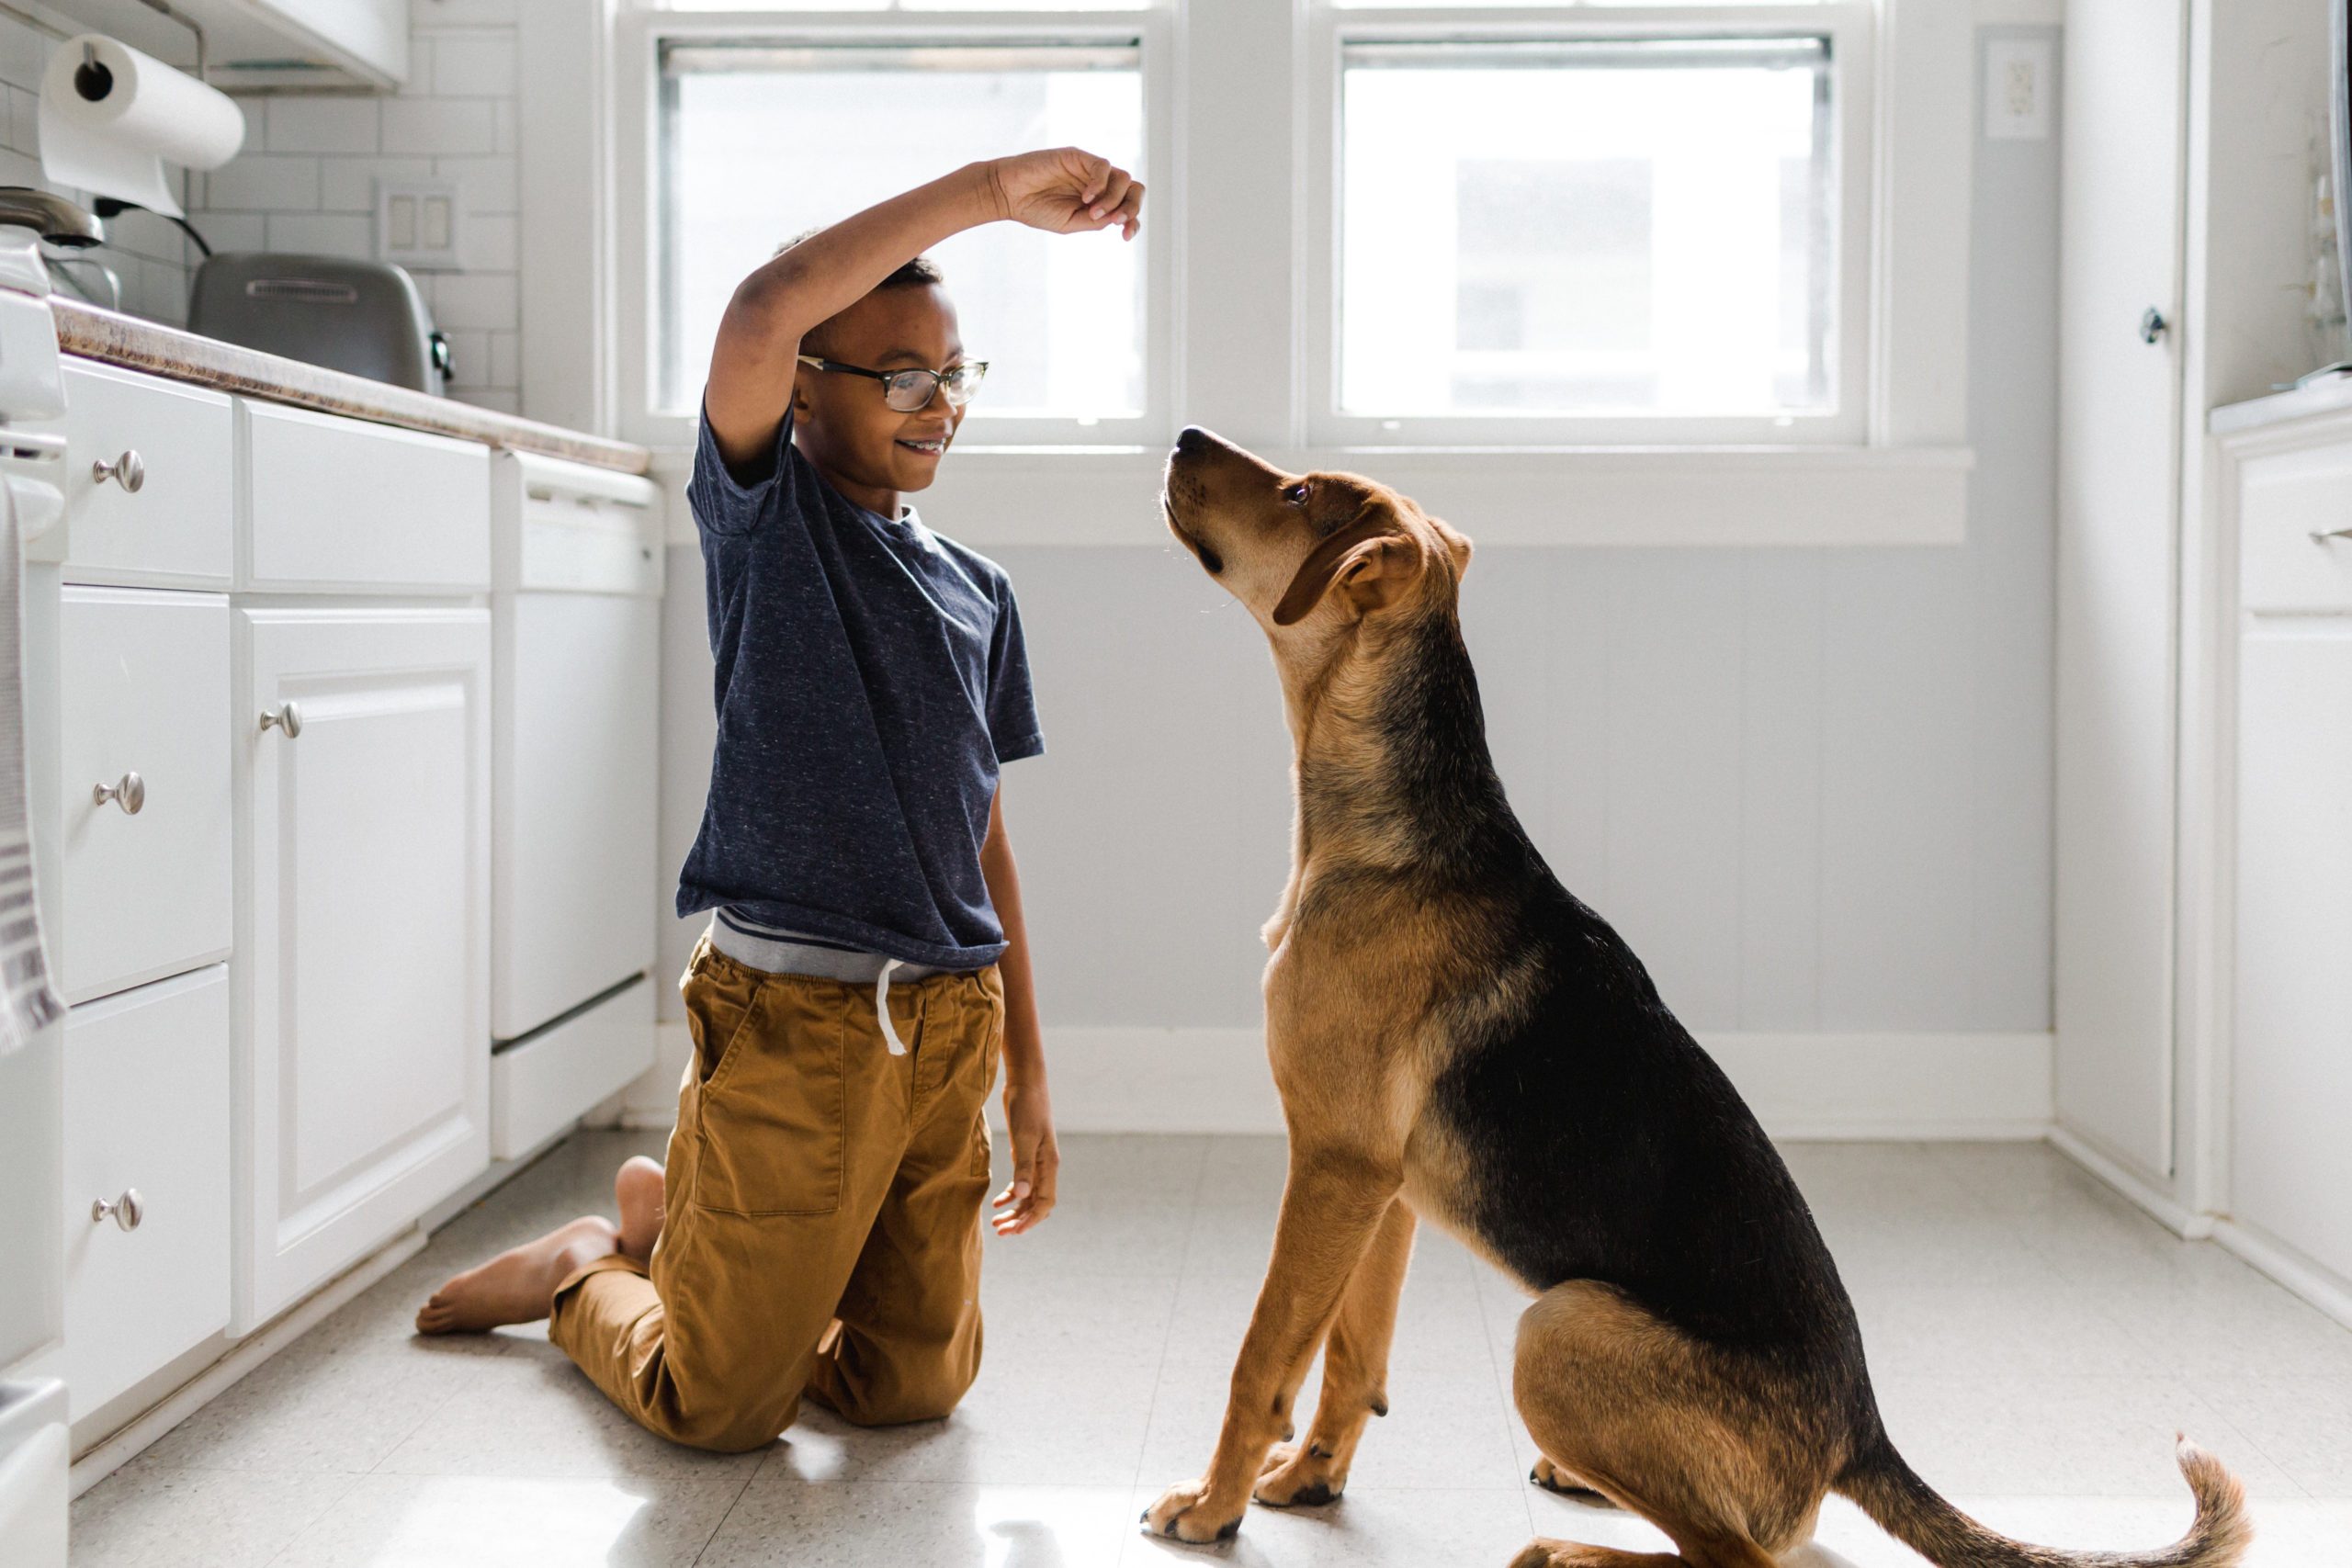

{"left": 91, "top": 450, "right": 143, "bottom": 491}
{"left": 91, "top": 1189, "right": 142, "bottom": 1231}
{"left": 2140, "top": 307, "right": 2169, "bottom": 344}
{"left": 2314, "top": 527, "right": 2352, "bottom": 544}
{"left": 259, "top": 703, "right": 302, "bottom": 738}
{"left": 91, "top": 772, "right": 143, "bottom": 814}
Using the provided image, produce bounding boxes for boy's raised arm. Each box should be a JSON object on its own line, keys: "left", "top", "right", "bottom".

{"left": 705, "top": 149, "right": 1145, "bottom": 472}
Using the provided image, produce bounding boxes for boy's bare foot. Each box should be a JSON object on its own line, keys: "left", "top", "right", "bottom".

{"left": 414, "top": 1215, "right": 618, "bottom": 1335}
{"left": 616, "top": 1156, "right": 666, "bottom": 1262}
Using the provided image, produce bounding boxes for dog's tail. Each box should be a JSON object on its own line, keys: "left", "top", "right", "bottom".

{"left": 1836, "top": 1431, "right": 2250, "bottom": 1568}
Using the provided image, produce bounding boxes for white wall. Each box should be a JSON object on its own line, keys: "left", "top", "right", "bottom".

{"left": 640, "top": 26, "right": 2066, "bottom": 1133}
{"left": 182, "top": 0, "right": 523, "bottom": 412}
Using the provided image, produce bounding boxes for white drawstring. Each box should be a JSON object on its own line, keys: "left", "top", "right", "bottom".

{"left": 875, "top": 958, "right": 907, "bottom": 1055}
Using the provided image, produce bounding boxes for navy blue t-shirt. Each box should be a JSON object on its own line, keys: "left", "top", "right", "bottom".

{"left": 675, "top": 405, "right": 1044, "bottom": 969}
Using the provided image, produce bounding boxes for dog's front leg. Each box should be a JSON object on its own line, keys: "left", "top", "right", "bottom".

{"left": 1143, "top": 1152, "right": 1396, "bottom": 1544}
{"left": 1255, "top": 1195, "right": 1415, "bottom": 1507}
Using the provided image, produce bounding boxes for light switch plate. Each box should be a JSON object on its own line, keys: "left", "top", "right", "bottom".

{"left": 375, "top": 177, "right": 465, "bottom": 270}
{"left": 1984, "top": 38, "right": 2054, "bottom": 141}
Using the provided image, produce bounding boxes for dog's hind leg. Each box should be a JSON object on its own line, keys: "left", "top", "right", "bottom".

{"left": 1143, "top": 1148, "right": 1399, "bottom": 1544}
{"left": 1508, "top": 1280, "right": 1820, "bottom": 1568}
{"left": 1255, "top": 1195, "right": 1417, "bottom": 1508}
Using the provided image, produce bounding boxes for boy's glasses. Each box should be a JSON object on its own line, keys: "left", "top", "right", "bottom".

{"left": 796, "top": 355, "right": 989, "bottom": 412}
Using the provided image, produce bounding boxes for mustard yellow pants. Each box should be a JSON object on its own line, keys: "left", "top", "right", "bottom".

{"left": 548, "top": 933, "right": 1003, "bottom": 1452}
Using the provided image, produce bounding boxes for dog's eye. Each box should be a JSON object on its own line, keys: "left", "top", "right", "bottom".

{"left": 1282, "top": 481, "right": 1310, "bottom": 506}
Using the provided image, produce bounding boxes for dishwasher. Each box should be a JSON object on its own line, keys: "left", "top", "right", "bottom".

{"left": 489, "top": 451, "right": 663, "bottom": 1158}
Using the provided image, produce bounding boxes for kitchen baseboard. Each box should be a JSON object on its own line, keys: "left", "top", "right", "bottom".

{"left": 627, "top": 1022, "right": 2053, "bottom": 1140}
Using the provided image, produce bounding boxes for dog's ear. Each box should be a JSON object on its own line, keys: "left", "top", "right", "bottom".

{"left": 1429, "top": 515, "right": 1472, "bottom": 581}
{"left": 1272, "top": 506, "right": 1417, "bottom": 626}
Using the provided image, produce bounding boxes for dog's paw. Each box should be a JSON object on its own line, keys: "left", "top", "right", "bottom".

{"left": 1254, "top": 1439, "right": 1345, "bottom": 1508}
{"left": 1528, "top": 1457, "right": 1614, "bottom": 1506}
{"left": 1141, "top": 1480, "right": 1244, "bottom": 1545}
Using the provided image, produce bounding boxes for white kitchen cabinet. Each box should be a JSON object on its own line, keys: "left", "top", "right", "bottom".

{"left": 48, "top": 0, "right": 408, "bottom": 89}
{"left": 2053, "top": 0, "right": 2190, "bottom": 1184}
{"left": 56, "top": 587, "right": 231, "bottom": 1005}
{"left": 234, "top": 604, "right": 490, "bottom": 1332}
{"left": 241, "top": 401, "right": 491, "bottom": 595}
{"left": 62, "top": 965, "right": 232, "bottom": 1420}
{"left": 44, "top": 361, "right": 233, "bottom": 590}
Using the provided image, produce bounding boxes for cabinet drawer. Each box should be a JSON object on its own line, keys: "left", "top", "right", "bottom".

{"left": 39, "top": 361, "right": 234, "bottom": 587}
{"left": 491, "top": 975, "right": 653, "bottom": 1158}
{"left": 242, "top": 400, "right": 491, "bottom": 592}
{"left": 2239, "top": 442, "right": 2352, "bottom": 614}
{"left": 63, "top": 964, "right": 232, "bottom": 1420}
{"left": 58, "top": 587, "right": 232, "bottom": 1004}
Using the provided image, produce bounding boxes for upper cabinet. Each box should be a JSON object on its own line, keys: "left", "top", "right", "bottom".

{"left": 49, "top": 0, "right": 408, "bottom": 90}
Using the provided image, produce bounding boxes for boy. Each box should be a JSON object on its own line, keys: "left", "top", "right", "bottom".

{"left": 415, "top": 147, "right": 1144, "bottom": 1451}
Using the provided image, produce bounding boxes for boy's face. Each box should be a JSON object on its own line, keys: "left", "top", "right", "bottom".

{"left": 790, "top": 283, "right": 969, "bottom": 503}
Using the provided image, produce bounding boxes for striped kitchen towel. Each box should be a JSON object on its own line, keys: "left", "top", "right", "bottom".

{"left": 0, "top": 481, "right": 60, "bottom": 1056}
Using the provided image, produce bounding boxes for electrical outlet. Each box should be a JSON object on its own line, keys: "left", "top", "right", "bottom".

{"left": 1984, "top": 38, "right": 2053, "bottom": 141}
{"left": 376, "top": 177, "right": 465, "bottom": 271}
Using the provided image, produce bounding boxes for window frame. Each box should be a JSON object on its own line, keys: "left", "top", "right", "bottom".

{"left": 1304, "top": 5, "right": 1878, "bottom": 447}
{"left": 613, "top": 4, "right": 1179, "bottom": 452}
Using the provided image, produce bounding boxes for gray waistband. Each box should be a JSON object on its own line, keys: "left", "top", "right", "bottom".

{"left": 707, "top": 915, "right": 947, "bottom": 984}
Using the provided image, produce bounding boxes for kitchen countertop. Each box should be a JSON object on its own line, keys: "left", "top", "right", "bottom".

{"left": 51, "top": 298, "right": 654, "bottom": 476}
{"left": 2210, "top": 367, "right": 2352, "bottom": 437}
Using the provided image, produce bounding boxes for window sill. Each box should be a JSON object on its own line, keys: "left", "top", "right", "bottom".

{"left": 653, "top": 443, "right": 1973, "bottom": 548}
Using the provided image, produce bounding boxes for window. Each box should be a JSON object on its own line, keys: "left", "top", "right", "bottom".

{"left": 656, "top": 37, "right": 1149, "bottom": 433}
{"left": 1338, "top": 39, "right": 1835, "bottom": 422}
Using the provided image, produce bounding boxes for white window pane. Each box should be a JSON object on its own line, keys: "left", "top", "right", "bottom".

{"left": 662, "top": 43, "right": 1145, "bottom": 419}
{"left": 1340, "top": 39, "right": 1835, "bottom": 419}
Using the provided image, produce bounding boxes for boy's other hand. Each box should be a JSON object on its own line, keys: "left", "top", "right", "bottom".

{"left": 987, "top": 148, "right": 1144, "bottom": 242}
{"left": 991, "top": 1078, "right": 1060, "bottom": 1235}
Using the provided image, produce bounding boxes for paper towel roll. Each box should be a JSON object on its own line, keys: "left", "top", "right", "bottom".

{"left": 38, "top": 35, "right": 244, "bottom": 220}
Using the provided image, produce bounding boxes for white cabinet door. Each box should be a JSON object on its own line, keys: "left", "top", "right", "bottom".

{"left": 2233, "top": 618, "right": 2352, "bottom": 1284}
{"left": 2054, "top": 0, "right": 2189, "bottom": 1180}
{"left": 62, "top": 966, "right": 231, "bottom": 1420}
{"left": 57, "top": 587, "right": 232, "bottom": 1004}
{"left": 235, "top": 605, "right": 490, "bottom": 1332}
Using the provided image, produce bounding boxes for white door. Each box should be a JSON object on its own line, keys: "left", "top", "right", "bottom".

{"left": 2054, "top": 0, "right": 2188, "bottom": 1180}
{"left": 235, "top": 605, "right": 491, "bottom": 1332}
{"left": 2233, "top": 618, "right": 2352, "bottom": 1282}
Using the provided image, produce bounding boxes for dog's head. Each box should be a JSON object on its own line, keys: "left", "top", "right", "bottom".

{"left": 1161, "top": 427, "right": 1471, "bottom": 634}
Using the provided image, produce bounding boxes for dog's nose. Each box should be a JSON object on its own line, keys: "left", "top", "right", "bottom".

{"left": 1175, "top": 425, "right": 1215, "bottom": 456}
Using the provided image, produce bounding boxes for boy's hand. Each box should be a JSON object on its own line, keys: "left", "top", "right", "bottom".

{"left": 991, "top": 1078, "right": 1060, "bottom": 1235}
{"left": 986, "top": 148, "right": 1144, "bottom": 241}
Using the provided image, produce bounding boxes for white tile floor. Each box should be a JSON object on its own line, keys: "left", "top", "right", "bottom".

{"left": 70, "top": 1131, "right": 2352, "bottom": 1566}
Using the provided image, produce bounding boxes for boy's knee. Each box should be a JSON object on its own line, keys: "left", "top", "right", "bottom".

{"left": 821, "top": 1360, "right": 979, "bottom": 1427}
{"left": 661, "top": 1402, "right": 790, "bottom": 1454}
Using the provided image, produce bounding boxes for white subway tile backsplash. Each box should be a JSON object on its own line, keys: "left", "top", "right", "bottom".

{"left": 382, "top": 97, "right": 496, "bottom": 157}
{"left": 429, "top": 32, "right": 515, "bottom": 98}
{"left": 488, "top": 330, "right": 518, "bottom": 389}
{"left": 399, "top": 37, "right": 435, "bottom": 96}
{"left": 433, "top": 155, "right": 516, "bottom": 215}
{"left": 414, "top": 0, "right": 519, "bottom": 26}
{"left": 0, "top": 17, "right": 45, "bottom": 94}
{"left": 191, "top": 212, "right": 264, "bottom": 254}
{"left": 202, "top": 154, "right": 322, "bottom": 212}
{"left": 458, "top": 386, "right": 519, "bottom": 414}
{"left": 267, "top": 96, "right": 381, "bottom": 155}
{"left": 466, "top": 213, "right": 516, "bottom": 270}
{"left": 319, "top": 155, "right": 435, "bottom": 214}
{"left": 493, "top": 98, "right": 515, "bottom": 155}
{"left": 440, "top": 327, "right": 489, "bottom": 386}
{"left": 7, "top": 85, "right": 34, "bottom": 163}
{"left": 265, "top": 212, "right": 374, "bottom": 260}
{"left": 430, "top": 270, "right": 516, "bottom": 329}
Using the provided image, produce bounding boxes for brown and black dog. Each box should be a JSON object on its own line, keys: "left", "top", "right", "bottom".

{"left": 1145, "top": 426, "right": 2251, "bottom": 1568}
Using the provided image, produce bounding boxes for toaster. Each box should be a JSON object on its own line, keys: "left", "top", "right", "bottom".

{"left": 187, "top": 253, "right": 450, "bottom": 394}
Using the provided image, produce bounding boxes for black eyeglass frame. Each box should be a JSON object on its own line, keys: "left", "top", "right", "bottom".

{"left": 795, "top": 355, "right": 990, "bottom": 412}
